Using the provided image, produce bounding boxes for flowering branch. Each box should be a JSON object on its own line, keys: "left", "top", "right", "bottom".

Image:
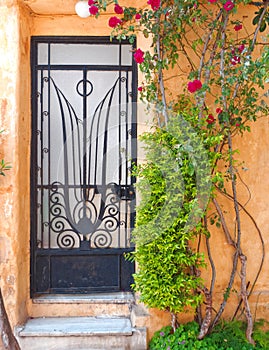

{"left": 156, "top": 18, "right": 169, "bottom": 125}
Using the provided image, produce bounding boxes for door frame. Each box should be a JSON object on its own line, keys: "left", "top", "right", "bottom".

{"left": 30, "top": 36, "right": 137, "bottom": 296}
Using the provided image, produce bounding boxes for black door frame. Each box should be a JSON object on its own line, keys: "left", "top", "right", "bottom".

{"left": 30, "top": 36, "right": 137, "bottom": 296}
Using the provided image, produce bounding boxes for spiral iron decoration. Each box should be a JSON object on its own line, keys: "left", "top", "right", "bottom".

{"left": 57, "top": 231, "right": 79, "bottom": 249}
{"left": 90, "top": 230, "right": 112, "bottom": 248}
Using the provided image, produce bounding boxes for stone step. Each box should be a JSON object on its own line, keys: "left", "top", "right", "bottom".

{"left": 19, "top": 316, "right": 133, "bottom": 337}
{"left": 17, "top": 316, "right": 147, "bottom": 350}
{"left": 29, "top": 292, "right": 134, "bottom": 318}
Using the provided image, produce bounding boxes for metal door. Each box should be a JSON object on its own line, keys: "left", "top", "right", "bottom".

{"left": 30, "top": 37, "right": 137, "bottom": 295}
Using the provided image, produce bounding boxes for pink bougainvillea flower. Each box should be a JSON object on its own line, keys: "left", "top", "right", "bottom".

{"left": 138, "top": 86, "right": 143, "bottom": 92}
{"left": 134, "top": 49, "right": 145, "bottom": 64}
{"left": 238, "top": 44, "right": 245, "bottom": 53}
{"left": 147, "top": 0, "right": 161, "bottom": 11}
{"left": 223, "top": 0, "right": 234, "bottom": 11}
{"left": 234, "top": 24, "right": 243, "bottom": 31}
{"left": 114, "top": 3, "right": 124, "bottom": 14}
{"left": 206, "top": 114, "right": 215, "bottom": 124}
{"left": 187, "top": 79, "right": 202, "bottom": 93}
{"left": 231, "top": 56, "right": 241, "bottom": 65}
{"left": 216, "top": 108, "right": 223, "bottom": 114}
{"left": 208, "top": 0, "right": 217, "bottom": 3}
{"left": 236, "top": 123, "right": 241, "bottom": 127}
{"left": 89, "top": 5, "right": 99, "bottom": 15}
{"left": 88, "top": 0, "right": 96, "bottom": 5}
{"left": 135, "top": 13, "right": 141, "bottom": 20}
{"left": 108, "top": 16, "right": 122, "bottom": 28}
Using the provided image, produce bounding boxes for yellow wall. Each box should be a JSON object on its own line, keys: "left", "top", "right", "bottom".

{"left": 0, "top": 0, "right": 268, "bottom": 337}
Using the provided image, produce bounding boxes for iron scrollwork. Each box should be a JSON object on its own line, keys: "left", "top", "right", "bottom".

{"left": 48, "top": 181, "right": 123, "bottom": 249}
{"left": 38, "top": 70, "right": 135, "bottom": 251}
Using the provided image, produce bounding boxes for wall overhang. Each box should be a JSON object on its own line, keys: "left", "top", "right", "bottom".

{"left": 20, "top": 0, "right": 77, "bottom": 15}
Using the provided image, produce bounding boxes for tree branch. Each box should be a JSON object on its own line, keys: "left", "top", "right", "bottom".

{"left": 156, "top": 21, "right": 168, "bottom": 125}
{"left": 216, "top": 186, "right": 265, "bottom": 303}
{"left": 0, "top": 288, "right": 21, "bottom": 350}
{"left": 198, "top": 286, "right": 213, "bottom": 340}
{"left": 212, "top": 198, "right": 236, "bottom": 247}
{"left": 239, "top": 254, "right": 255, "bottom": 345}
{"left": 250, "top": 3, "right": 269, "bottom": 52}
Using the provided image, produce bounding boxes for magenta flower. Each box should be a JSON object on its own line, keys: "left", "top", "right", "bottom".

{"left": 147, "top": 0, "right": 160, "bottom": 11}
{"left": 216, "top": 108, "right": 223, "bottom": 114}
{"left": 231, "top": 56, "right": 240, "bottom": 65}
{"left": 138, "top": 86, "right": 143, "bottom": 92}
{"left": 206, "top": 114, "right": 215, "bottom": 124}
{"left": 208, "top": 0, "right": 217, "bottom": 3}
{"left": 223, "top": 0, "right": 234, "bottom": 11}
{"left": 238, "top": 44, "right": 245, "bottom": 53}
{"left": 187, "top": 79, "right": 202, "bottom": 93}
{"left": 114, "top": 4, "right": 124, "bottom": 15}
{"left": 135, "top": 13, "right": 141, "bottom": 20}
{"left": 89, "top": 5, "right": 98, "bottom": 15}
{"left": 88, "top": 0, "right": 96, "bottom": 4}
{"left": 134, "top": 49, "right": 145, "bottom": 64}
{"left": 234, "top": 24, "right": 242, "bottom": 31}
{"left": 108, "top": 16, "right": 122, "bottom": 28}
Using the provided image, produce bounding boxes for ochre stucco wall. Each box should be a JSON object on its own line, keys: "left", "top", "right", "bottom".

{"left": 0, "top": 0, "right": 30, "bottom": 327}
{"left": 0, "top": 0, "right": 268, "bottom": 340}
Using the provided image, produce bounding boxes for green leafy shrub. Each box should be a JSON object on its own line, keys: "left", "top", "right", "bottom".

{"left": 149, "top": 321, "right": 269, "bottom": 350}
{"left": 129, "top": 115, "right": 212, "bottom": 315}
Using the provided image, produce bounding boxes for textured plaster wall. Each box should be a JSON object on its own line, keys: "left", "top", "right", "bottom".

{"left": 0, "top": 0, "right": 268, "bottom": 337}
{"left": 0, "top": 0, "right": 20, "bottom": 327}
{"left": 0, "top": 0, "right": 32, "bottom": 328}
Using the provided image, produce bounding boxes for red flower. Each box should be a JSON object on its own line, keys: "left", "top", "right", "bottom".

{"left": 138, "top": 86, "right": 143, "bottom": 92}
{"left": 208, "top": 0, "right": 217, "bottom": 3}
{"left": 135, "top": 13, "right": 141, "bottom": 20}
{"left": 206, "top": 114, "right": 215, "bottom": 124}
{"left": 234, "top": 24, "right": 242, "bottom": 31}
{"left": 231, "top": 56, "right": 240, "bottom": 65}
{"left": 114, "top": 4, "right": 124, "bottom": 14}
{"left": 88, "top": 0, "right": 96, "bottom": 4}
{"left": 187, "top": 79, "right": 202, "bottom": 93}
{"left": 134, "top": 49, "right": 144, "bottom": 64}
{"left": 238, "top": 44, "right": 245, "bottom": 53}
{"left": 89, "top": 5, "right": 98, "bottom": 15}
{"left": 216, "top": 108, "right": 223, "bottom": 114}
{"left": 147, "top": 0, "right": 160, "bottom": 11}
{"left": 223, "top": 0, "right": 234, "bottom": 11}
{"left": 108, "top": 16, "right": 122, "bottom": 28}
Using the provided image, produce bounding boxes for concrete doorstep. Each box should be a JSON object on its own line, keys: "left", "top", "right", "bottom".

{"left": 16, "top": 316, "right": 147, "bottom": 350}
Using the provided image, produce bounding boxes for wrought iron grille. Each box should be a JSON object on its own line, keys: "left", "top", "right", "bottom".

{"left": 30, "top": 37, "right": 137, "bottom": 295}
